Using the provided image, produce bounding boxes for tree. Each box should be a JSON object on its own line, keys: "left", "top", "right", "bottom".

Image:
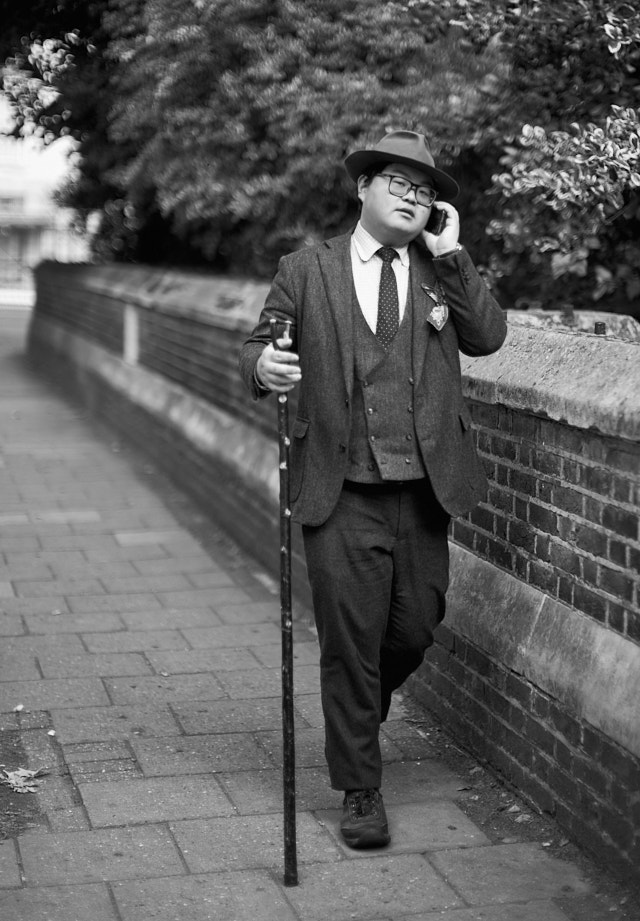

{"left": 104, "top": 0, "right": 509, "bottom": 275}
{"left": 482, "top": 0, "right": 640, "bottom": 312}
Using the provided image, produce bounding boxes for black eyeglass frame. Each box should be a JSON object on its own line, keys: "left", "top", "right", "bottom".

{"left": 377, "top": 172, "right": 437, "bottom": 207}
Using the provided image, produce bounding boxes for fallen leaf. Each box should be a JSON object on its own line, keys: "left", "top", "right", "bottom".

{"left": 0, "top": 767, "right": 49, "bottom": 793}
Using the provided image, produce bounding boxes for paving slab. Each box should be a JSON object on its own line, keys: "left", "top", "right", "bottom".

{"left": 79, "top": 774, "right": 235, "bottom": 826}
{"left": 171, "top": 813, "right": 342, "bottom": 872}
{"left": 18, "top": 825, "right": 184, "bottom": 884}
{"left": 50, "top": 703, "right": 181, "bottom": 742}
{"left": 119, "top": 606, "right": 223, "bottom": 630}
{"left": 285, "top": 854, "right": 463, "bottom": 920}
{"left": 172, "top": 697, "right": 284, "bottom": 734}
{"left": 23, "top": 611, "right": 125, "bottom": 633}
{"left": 131, "top": 732, "right": 274, "bottom": 775}
{"left": 103, "top": 673, "right": 225, "bottom": 705}
{"left": 38, "top": 651, "right": 152, "bottom": 678}
{"left": 0, "top": 883, "right": 119, "bottom": 921}
{"left": 0, "top": 677, "right": 110, "bottom": 711}
{"left": 395, "top": 906, "right": 572, "bottom": 921}
{"left": 0, "top": 839, "right": 21, "bottom": 888}
{"left": 146, "top": 646, "right": 261, "bottom": 674}
{"left": 111, "top": 871, "right": 300, "bottom": 921}
{"left": 429, "top": 841, "right": 592, "bottom": 904}
{"left": 317, "top": 800, "right": 492, "bottom": 856}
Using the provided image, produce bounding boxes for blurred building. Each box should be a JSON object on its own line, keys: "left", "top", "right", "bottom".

{"left": 0, "top": 133, "right": 90, "bottom": 307}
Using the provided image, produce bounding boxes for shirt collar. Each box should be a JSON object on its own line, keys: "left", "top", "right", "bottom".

{"left": 352, "top": 221, "right": 410, "bottom": 267}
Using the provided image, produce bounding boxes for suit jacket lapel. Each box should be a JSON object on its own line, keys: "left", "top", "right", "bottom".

{"left": 409, "top": 241, "right": 437, "bottom": 390}
{"left": 317, "top": 232, "right": 355, "bottom": 398}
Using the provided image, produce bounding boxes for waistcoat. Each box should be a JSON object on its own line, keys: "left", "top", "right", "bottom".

{"left": 346, "top": 282, "right": 427, "bottom": 483}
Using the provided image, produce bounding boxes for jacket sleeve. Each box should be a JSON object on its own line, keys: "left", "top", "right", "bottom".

{"left": 432, "top": 247, "right": 507, "bottom": 357}
{"left": 238, "top": 256, "right": 299, "bottom": 400}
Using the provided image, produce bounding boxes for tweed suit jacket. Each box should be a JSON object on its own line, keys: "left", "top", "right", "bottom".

{"left": 238, "top": 231, "right": 507, "bottom": 527}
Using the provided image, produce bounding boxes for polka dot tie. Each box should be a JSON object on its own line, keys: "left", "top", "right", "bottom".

{"left": 375, "top": 246, "right": 399, "bottom": 348}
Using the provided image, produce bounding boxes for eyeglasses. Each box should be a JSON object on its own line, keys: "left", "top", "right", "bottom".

{"left": 377, "top": 173, "right": 437, "bottom": 207}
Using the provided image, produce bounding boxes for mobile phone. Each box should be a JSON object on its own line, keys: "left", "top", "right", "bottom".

{"left": 426, "top": 207, "right": 447, "bottom": 235}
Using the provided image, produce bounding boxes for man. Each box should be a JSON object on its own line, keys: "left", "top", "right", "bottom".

{"left": 239, "top": 129, "right": 507, "bottom": 849}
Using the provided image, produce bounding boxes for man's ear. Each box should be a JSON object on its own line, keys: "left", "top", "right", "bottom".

{"left": 356, "top": 174, "right": 369, "bottom": 203}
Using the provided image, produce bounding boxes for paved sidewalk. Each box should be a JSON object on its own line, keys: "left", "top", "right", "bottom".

{"left": 0, "top": 309, "right": 625, "bottom": 921}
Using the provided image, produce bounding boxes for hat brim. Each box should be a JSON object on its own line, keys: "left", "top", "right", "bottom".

{"left": 344, "top": 151, "right": 460, "bottom": 202}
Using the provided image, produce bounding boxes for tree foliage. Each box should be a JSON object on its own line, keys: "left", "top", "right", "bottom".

{"left": 484, "top": 0, "right": 640, "bottom": 310}
{"left": 103, "top": 0, "right": 509, "bottom": 275}
{"left": 1, "top": 0, "right": 639, "bottom": 313}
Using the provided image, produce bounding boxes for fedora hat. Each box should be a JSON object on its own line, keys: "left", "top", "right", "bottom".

{"left": 344, "top": 129, "right": 459, "bottom": 201}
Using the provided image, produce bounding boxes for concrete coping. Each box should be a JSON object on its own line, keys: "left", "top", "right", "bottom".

{"left": 35, "top": 261, "right": 640, "bottom": 442}
{"left": 462, "top": 324, "right": 640, "bottom": 442}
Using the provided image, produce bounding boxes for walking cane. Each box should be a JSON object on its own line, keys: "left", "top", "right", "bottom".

{"left": 270, "top": 318, "right": 298, "bottom": 887}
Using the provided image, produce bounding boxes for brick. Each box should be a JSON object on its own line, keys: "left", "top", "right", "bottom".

{"left": 573, "top": 524, "right": 607, "bottom": 557}
{"left": 584, "top": 496, "right": 605, "bottom": 526}
{"left": 505, "top": 673, "right": 533, "bottom": 710}
{"left": 511, "top": 469, "right": 538, "bottom": 497}
{"left": 603, "top": 506, "right": 639, "bottom": 540}
{"left": 470, "top": 504, "right": 495, "bottom": 533}
{"left": 599, "top": 565, "right": 635, "bottom": 602}
{"left": 558, "top": 575, "right": 574, "bottom": 606}
{"left": 607, "top": 602, "right": 627, "bottom": 635}
{"left": 608, "top": 540, "right": 627, "bottom": 568}
{"left": 531, "top": 449, "right": 562, "bottom": 478}
{"left": 507, "top": 519, "right": 536, "bottom": 554}
{"left": 528, "top": 502, "right": 557, "bottom": 533}
{"left": 573, "top": 583, "right": 607, "bottom": 623}
{"left": 493, "top": 435, "right": 518, "bottom": 462}
{"left": 474, "top": 534, "right": 513, "bottom": 570}
{"left": 528, "top": 559, "right": 558, "bottom": 596}
{"left": 626, "top": 610, "right": 640, "bottom": 643}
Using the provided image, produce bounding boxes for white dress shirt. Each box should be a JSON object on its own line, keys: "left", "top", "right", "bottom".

{"left": 351, "top": 221, "right": 410, "bottom": 333}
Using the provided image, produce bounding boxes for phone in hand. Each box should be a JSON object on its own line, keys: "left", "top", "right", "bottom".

{"left": 425, "top": 207, "right": 447, "bottom": 235}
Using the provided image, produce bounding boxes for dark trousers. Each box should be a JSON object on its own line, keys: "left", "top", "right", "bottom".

{"left": 302, "top": 478, "right": 450, "bottom": 791}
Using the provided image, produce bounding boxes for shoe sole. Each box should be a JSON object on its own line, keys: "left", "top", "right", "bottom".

{"left": 341, "top": 825, "right": 391, "bottom": 849}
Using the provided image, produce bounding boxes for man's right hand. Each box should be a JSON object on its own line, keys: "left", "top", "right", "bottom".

{"left": 256, "top": 339, "right": 302, "bottom": 393}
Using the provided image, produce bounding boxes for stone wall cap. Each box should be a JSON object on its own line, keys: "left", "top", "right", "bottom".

{"left": 462, "top": 322, "right": 640, "bottom": 441}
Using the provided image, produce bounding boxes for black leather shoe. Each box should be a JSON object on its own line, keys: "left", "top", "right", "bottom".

{"left": 340, "top": 789, "right": 390, "bottom": 849}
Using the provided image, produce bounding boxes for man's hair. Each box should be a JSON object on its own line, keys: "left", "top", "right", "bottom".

{"left": 360, "top": 163, "right": 386, "bottom": 183}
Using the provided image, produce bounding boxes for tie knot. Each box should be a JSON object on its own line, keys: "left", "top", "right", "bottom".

{"left": 376, "top": 246, "right": 398, "bottom": 265}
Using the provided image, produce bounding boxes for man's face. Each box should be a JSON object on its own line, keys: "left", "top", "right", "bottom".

{"left": 357, "top": 162, "right": 435, "bottom": 246}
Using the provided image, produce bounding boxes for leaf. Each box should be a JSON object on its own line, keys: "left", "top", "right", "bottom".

{"left": 0, "top": 767, "right": 49, "bottom": 793}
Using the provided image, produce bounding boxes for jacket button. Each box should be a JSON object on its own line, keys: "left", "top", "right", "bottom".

{"left": 338, "top": 444, "right": 346, "bottom": 453}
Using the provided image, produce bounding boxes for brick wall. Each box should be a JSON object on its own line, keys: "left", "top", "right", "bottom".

{"left": 461, "top": 404, "right": 639, "bottom": 641}
{"left": 29, "top": 261, "right": 640, "bottom": 875}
